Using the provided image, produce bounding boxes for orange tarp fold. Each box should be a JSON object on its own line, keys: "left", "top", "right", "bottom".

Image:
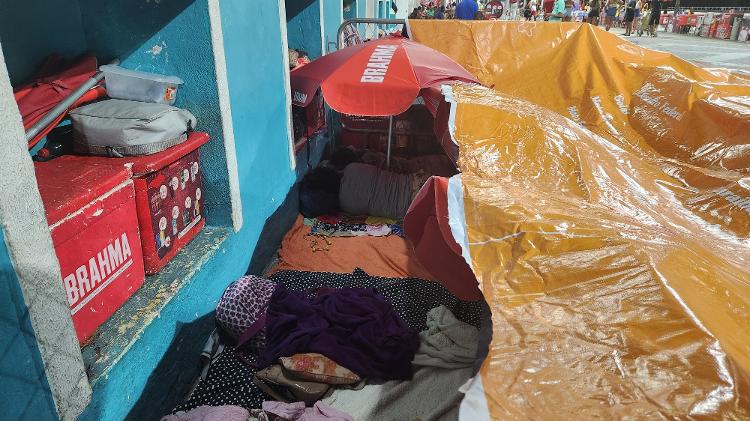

{"left": 408, "top": 21, "right": 750, "bottom": 419}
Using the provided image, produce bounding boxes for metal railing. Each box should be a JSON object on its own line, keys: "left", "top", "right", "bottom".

{"left": 336, "top": 18, "right": 407, "bottom": 50}
{"left": 24, "top": 58, "right": 120, "bottom": 143}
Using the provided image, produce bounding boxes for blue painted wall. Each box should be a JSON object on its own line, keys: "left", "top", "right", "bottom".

{"left": 344, "top": 0, "right": 357, "bottom": 19}
{"left": 0, "top": 0, "right": 87, "bottom": 86}
{"left": 78, "top": 0, "right": 194, "bottom": 62}
{"left": 0, "top": 227, "right": 58, "bottom": 421}
{"left": 286, "top": 0, "right": 324, "bottom": 59}
{"left": 2, "top": 0, "right": 309, "bottom": 419}
{"left": 358, "top": 0, "right": 368, "bottom": 17}
{"left": 220, "top": 0, "right": 297, "bottom": 226}
{"left": 79, "top": 0, "right": 299, "bottom": 419}
{"left": 323, "top": 0, "right": 344, "bottom": 52}
{"left": 77, "top": 0, "right": 233, "bottom": 228}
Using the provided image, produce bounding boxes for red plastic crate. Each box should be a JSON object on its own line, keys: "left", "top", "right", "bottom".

{"left": 293, "top": 90, "right": 326, "bottom": 141}
{"left": 116, "top": 132, "right": 210, "bottom": 274}
{"left": 304, "top": 90, "right": 326, "bottom": 137}
{"left": 35, "top": 157, "right": 146, "bottom": 343}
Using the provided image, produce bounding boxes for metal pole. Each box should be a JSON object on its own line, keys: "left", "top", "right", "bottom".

{"left": 337, "top": 18, "right": 406, "bottom": 49}
{"left": 386, "top": 115, "right": 393, "bottom": 168}
{"left": 25, "top": 58, "right": 120, "bottom": 142}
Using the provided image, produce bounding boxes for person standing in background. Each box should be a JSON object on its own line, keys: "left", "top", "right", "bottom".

{"left": 604, "top": 0, "right": 619, "bottom": 31}
{"left": 435, "top": 5, "right": 446, "bottom": 18}
{"left": 531, "top": 0, "right": 539, "bottom": 19}
{"left": 587, "top": 0, "right": 601, "bottom": 25}
{"left": 447, "top": 2, "right": 457, "bottom": 18}
{"left": 633, "top": 0, "right": 642, "bottom": 32}
{"left": 648, "top": 0, "right": 661, "bottom": 36}
{"left": 637, "top": 2, "right": 650, "bottom": 35}
{"left": 508, "top": 0, "right": 520, "bottom": 20}
{"left": 563, "top": 0, "right": 574, "bottom": 21}
{"left": 548, "top": 0, "right": 566, "bottom": 21}
{"left": 455, "top": 0, "right": 479, "bottom": 19}
{"left": 425, "top": 3, "right": 436, "bottom": 18}
{"left": 524, "top": 1, "right": 533, "bottom": 20}
{"left": 623, "top": 0, "right": 636, "bottom": 35}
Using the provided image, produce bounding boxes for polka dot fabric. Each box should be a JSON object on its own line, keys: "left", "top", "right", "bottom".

{"left": 215, "top": 275, "right": 276, "bottom": 340}
{"left": 173, "top": 350, "right": 268, "bottom": 412}
{"left": 174, "top": 269, "right": 487, "bottom": 414}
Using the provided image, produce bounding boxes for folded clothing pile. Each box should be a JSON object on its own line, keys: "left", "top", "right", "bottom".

{"left": 251, "top": 285, "right": 419, "bottom": 405}
{"left": 212, "top": 272, "right": 420, "bottom": 407}
{"left": 173, "top": 269, "right": 488, "bottom": 418}
{"left": 258, "top": 286, "right": 418, "bottom": 380}
{"left": 323, "top": 305, "right": 481, "bottom": 421}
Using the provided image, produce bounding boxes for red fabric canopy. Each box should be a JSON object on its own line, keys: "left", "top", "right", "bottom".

{"left": 404, "top": 176, "right": 482, "bottom": 301}
{"left": 15, "top": 54, "right": 98, "bottom": 129}
{"left": 14, "top": 54, "right": 106, "bottom": 149}
{"left": 290, "top": 37, "right": 478, "bottom": 117}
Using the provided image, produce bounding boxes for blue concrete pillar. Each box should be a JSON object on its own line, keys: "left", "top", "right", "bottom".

{"left": 0, "top": 227, "right": 58, "bottom": 421}
{"left": 358, "top": 0, "right": 368, "bottom": 17}
{"left": 286, "top": 0, "right": 325, "bottom": 59}
{"left": 323, "top": 0, "right": 343, "bottom": 52}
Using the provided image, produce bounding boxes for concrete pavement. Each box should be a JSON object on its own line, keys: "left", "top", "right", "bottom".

{"left": 609, "top": 27, "right": 750, "bottom": 71}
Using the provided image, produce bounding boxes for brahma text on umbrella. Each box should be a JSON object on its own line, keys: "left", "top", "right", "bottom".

{"left": 361, "top": 45, "right": 398, "bottom": 83}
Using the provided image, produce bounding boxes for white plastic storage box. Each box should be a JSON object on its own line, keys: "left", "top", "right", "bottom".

{"left": 100, "top": 65, "right": 183, "bottom": 105}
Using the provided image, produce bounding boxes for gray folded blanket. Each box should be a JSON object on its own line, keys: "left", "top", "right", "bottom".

{"left": 324, "top": 306, "right": 480, "bottom": 421}
{"left": 413, "top": 305, "right": 480, "bottom": 369}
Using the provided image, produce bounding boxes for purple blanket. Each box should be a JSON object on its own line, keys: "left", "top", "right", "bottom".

{"left": 257, "top": 286, "right": 419, "bottom": 380}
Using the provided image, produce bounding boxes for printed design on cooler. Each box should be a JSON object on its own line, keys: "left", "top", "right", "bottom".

{"left": 146, "top": 150, "right": 203, "bottom": 258}
{"left": 63, "top": 233, "right": 134, "bottom": 314}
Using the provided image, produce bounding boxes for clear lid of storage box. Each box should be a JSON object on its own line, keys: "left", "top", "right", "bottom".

{"left": 100, "top": 65, "right": 183, "bottom": 85}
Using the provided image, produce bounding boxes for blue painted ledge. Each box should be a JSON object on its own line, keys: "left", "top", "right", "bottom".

{"left": 81, "top": 226, "right": 231, "bottom": 384}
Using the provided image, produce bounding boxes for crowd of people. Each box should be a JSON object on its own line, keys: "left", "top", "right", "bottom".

{"left": 407, "top": 0, "right": 663, "bottom": 37}
{"left": 579, "top": 0, "right": 662, "bottom": 36}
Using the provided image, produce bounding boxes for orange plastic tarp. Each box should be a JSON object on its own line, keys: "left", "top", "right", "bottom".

{"left": 408, "top": 21, "right": 750, "bottom": 419}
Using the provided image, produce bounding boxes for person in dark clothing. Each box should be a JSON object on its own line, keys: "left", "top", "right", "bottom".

{"left": 623, "top": 0, "right": 636, "bottom": 35}
{"left": 455, "top": 0, "right": 479, "bottom": 19}
{"left": 648, "top": 0, "right": 661, "bottom": 36}
{"left": 435, "top": 6, "right": 446, "bottom": 19}
{"left": 299, "top": 167, "right": 342, "bottom": 218}
{"left": 524, "top": 2, "right": 533, "bottom": 20}
{"left": 587, "top": 0, "right": 601, "bottom": 25}
{"left": 403, "top": 7, "right": 421, "bottom": 38}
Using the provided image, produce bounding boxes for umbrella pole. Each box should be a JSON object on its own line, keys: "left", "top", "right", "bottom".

{"left": 387, "top": 115, "right": 393, "bottom": 168}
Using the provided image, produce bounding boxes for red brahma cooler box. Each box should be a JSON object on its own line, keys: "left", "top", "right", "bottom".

{"left": 35, "top": 157, "right": 146, "bottom": 343}
{"left": 120, "top": 132, "right": 209, "bottom": 274}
